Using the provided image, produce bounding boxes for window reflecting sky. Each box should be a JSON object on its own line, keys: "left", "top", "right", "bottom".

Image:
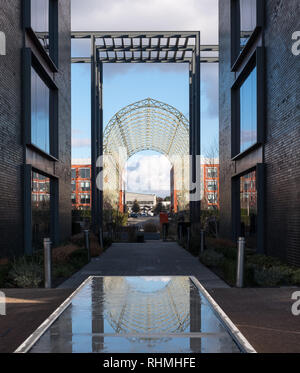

{"left": 31, "top": 67, "right": 50, "bottom": 154}
{"left": 240, "top": 66, "right": 257, "bottom": 152}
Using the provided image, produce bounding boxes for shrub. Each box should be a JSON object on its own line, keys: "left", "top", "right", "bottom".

{"left": 247, "top": 254, "right": 283, "bottom": 269}
{"left": 52, "top": 243, "right": 82, "bottom": 263}
{"left": 7, "top": 257, "right": 43, "bottom": 288}
{"left": 70, "top": 233, "right": 85, "bottom": 247}
{"left": 221, "top": 259, "right": 236, "bottom": 285}
{"left": 292, "top": 270, "right": 300, "bottom": 285}
{"left": 52, "top": 263, "right": 74, "bottom": 279}
{"left": 199, "top": 249, "right": 224, "bottom": 267}
{"left": 215, "top": 246, "right": 237, "bottom": 261}
{"left": 253, "top": 266, "right": 294, "bottom": 287}
{"left": 68, "top": 249, "right": 89, "bottom": 269}
{"left": 0, "top": 264, "right": 11, "bottom": 287}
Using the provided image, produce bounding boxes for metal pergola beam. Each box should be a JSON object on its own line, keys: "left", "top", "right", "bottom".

{"left": 72, "top": 56, "right": 218, "bottom": 63}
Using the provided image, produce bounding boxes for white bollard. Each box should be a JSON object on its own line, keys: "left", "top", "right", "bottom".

{"left": 43, "top": 238, "right": 52, "bottom": 289}
{"left": 236, "top": 237, "right": 245, "bottom": 288}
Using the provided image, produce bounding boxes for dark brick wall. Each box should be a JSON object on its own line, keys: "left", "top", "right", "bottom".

{"left": 0, "top": 0, "right": 71, "bottom": 257}
{"left": 219, "top": 0, "right": 235, "bottom": 239}
{"left": 219, "top": 0, "right": 300, "bottom": 266}
{"left": 264, "top": 0, "right": 300, "bottom": 265}
{"left": 0, "top": 0, "right": 24, "bottom": 257}
{"left": 55, "top": 0, "right": 72, "bottom": 243}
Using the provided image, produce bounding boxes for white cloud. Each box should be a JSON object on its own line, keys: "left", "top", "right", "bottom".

{"left": 125, "top": 153, "right": 172, "bottom": 197}
{"left": 71, "top": 0, "right": 218, "bottom": 44}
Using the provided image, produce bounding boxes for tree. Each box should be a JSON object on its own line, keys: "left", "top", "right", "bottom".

{"left": 132, "top": 199, "right": 140, "bottom": 213}
{"left": 203, "top": 136, "right": 219, "bottom": 211}
{"left": 154, "top": 201, "right": 163, "bottom": 215}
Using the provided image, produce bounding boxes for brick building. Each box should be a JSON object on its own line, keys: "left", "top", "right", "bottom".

{"left": 219, "top": 0, "right": 300, "bottom": 265}
{"left": 170, "top": 159, "right": 220, "bottom": 212}
{"left": 202, "top": 162, "right": 220, "bottom": 210}
{"left": 0, "top": 0, "right": 71, "bottom": 256}
{"left": 71, "top": 161, "right": 92, "bottom": 209}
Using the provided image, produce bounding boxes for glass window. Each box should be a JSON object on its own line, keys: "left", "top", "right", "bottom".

{"left": 80, "top": 182, "right": 90, "bottom": 191}
{"left": 239, "top": 0, "right": 256, "bottom": 50}
{"left": 71, "top": 168, "right": 76, "bottom": 178}
{"left": 207, "top": 167, "right": 218, "bottom": 178}
{"left": 240, "top": 66, "right": 257, "bottom": 152}
{"left": 31, "top": 0, "right": 49, "bottom": 52}
{"left": 207, "top": 193, "right": 218, "bottom": 204}
{"left": 71, "top": 194, "right": 76, "bottom": 204}
{"left": 71, "top": 180, "right": 76, "bottom": 192}
{"left": 207, "top": 180, "right": 217, "bottom": 191}
{"left": 79, "top": 168, "right": 90, "bottom": 179}
{"left": 32, "top": 171, "right": 51, "bottom": 250}
{"left": 31, "top": 67, "right": 50, "bottom": 153}
{"left": 80, "top": 194, "right": 90, "bottom": 204}
{"left": 240, "top": 170, "right": 257, "bottom": 248}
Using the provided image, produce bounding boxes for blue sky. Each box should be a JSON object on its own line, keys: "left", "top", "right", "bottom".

{"left": 71, "top": 0, "right": 219, "bottom": 196}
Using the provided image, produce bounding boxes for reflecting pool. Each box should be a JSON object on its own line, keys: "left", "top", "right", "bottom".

{"left": 29, "top": 276, "right": 241, "bottom": 353}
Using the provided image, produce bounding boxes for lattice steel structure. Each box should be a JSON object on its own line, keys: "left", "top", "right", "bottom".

{"left": 104, "top": 98, "right": 189, "bottom": 157}
{"left": 102, "top": 97, "right": 190, "bottom": 210}
{"left": 103, "top": 277, "right": 191, "bottom": 337}
{"left": 71, "top": 31, "right": 219, "bottom": 233}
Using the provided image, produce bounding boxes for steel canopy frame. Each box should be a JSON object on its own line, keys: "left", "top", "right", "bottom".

{"left": 71, "top": 31, "right": 206, "bottom": 233}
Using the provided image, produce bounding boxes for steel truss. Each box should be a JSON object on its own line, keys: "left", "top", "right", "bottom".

{"left": 102, "top": 98, "right": 190, "bottom": 211}
{"left": 71, "top": 31, "right": 218, "bottom": 232}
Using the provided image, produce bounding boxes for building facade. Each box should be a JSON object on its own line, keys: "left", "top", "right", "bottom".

{"left": 170, "top": 160, "right": 220, "bottom": 213}
{"left": 219, "top": 0, "right": 300, "bottom": 265}
{"left": 71, "top": 161, "right": 92, "bottom": 209}
{"left": 125, "top": 192, "right": 157, "bottom": 212}
{"left": 0, "top": 0, "right": 71, "bottom": 256}
{"left": 202, "top": 162, "right": 220, "bottom": 210}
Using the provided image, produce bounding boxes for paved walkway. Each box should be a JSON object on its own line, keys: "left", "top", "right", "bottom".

{"left": 58, "top": 240, "right": 228, "bottom": 289}
{"left": 0, "top": 288, "right": 72, "bottom": 353}
{"left": 208, "top": 287, "right": 300, "bottom": 353}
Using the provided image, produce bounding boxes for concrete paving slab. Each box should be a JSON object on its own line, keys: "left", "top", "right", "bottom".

{"left": 0, "top": 288, "right": 72, "bottom": 353}
{"left": 58, "top": 241, "right": 228, "bottom": 289}
{"left": 207, "top": 287, "right": 300, "bottom": 353}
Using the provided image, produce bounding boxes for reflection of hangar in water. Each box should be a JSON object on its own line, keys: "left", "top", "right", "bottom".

{"left": 103, "top": 277, "right": 191, "bottom": 335}
{"left": 23, "top": 277, "right": 249, "bottom": 353}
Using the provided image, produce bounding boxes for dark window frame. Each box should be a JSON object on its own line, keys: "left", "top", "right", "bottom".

{"left": 23, "top": 0, "right": 59, "bottom": 69}
{"left": 231, "top": 0, "right": 263, "bottom": 68}
{"left": 231, "top": 164, "right": 265, "bottom": 254}
{"left": 24, "top": 165, "right": 59, "bottom": 254}
{"left": 79, "top": 168, "right": 91, "bottom": 179}
{"left": 231, "top": 47, "right": 264, "bottom": 159}
{"left": 23, "top": 48, "right": 59, "bottom": 160}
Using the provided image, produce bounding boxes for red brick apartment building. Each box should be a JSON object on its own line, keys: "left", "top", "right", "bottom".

{"left": 72, "top": 160, "right": 220, "bottom": 211}
{"left": 71, "top": 162, "right": 92, "bottom": 209}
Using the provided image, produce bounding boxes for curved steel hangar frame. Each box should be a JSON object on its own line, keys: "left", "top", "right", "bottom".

{"left": 71, "top": 31, "right": 219, "bottom": 235}
{"left": 102, "top": 97, "right": 190, "bottom": 212}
